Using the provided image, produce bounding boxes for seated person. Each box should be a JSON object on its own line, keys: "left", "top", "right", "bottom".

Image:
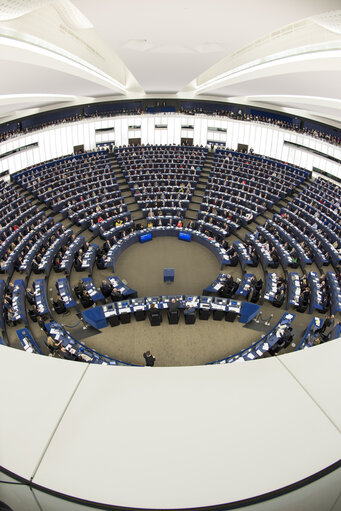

{"left": 31, "top": 257, "right": 41, "bottom": 274}
{"left": 5, "top": 307, "right": 16, "bottom": 327}
{"left": 273, "top": 289, "right": 285, "bottom": 307}
{"left": 100, "top": 279, "right": 113, "bottom": 298}
{"left": 229, "top": 250, "right": 239, "bottom": 266}
{"left": 168, "top": 298, "right": 180, "bottom": 313}
{"left": 26, "top": 287, "right": 35, "bottom": 306}
{"left": 53, "top": 296, "right": 67, "bottom": 314}
{"left": 269, "top": 328, "right": 293, "bottom": 356}
{"left": 28, "top": 305, "right": 39, "bottom": 322}
{"left": 80, "top": 290, "right": 94, "bottom": 308}
{"left": 74, "top": 254, "right": 83, "bottom": 271}
{"left": 96, "top": 254, "right": 106, "bottom": 270}
{"left": 53, "top": 255, "right": 62, "bottom": 272}
{"left": 184, "top": 305, "right": 196, "bottom": 316}
{"left": 148, "top": 303, "right": 161, "bottom": 325}
{"left": 219, "top": 275, "right": 238, "bottom": 298}
{"left": 111, "top": 287, "right": 123, "bottom": 302}
{"left": 74, "top": 280, "right": 85, "bottom": 299}
{"left": 45, "top": 335, "right": 62, "bottom": 355}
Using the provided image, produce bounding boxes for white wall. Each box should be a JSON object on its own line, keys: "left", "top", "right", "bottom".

{"left": 0, "top": 114, "right": 340, "bottom": 178}
{"left": 0, "top": 340, "right": 340, "bottom": 510}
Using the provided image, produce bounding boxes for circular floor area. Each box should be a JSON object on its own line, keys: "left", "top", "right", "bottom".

{"left": 114, "top": 236, "right": 222, "bottom": 296}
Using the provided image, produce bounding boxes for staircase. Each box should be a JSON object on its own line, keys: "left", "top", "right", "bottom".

{"left": 184, "top": 150, "right": 215, "bottom": 224}
{"left": 108, "top": 153, "right": 144, "bottom": 222}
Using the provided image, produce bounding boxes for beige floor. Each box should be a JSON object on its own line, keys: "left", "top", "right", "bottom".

{"left": 108, "top": 237, "right": 229, "bottom": 297}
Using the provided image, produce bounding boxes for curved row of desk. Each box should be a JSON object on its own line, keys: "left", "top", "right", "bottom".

{"left": 104, "top": 226, "right": 232, "bottom": 270}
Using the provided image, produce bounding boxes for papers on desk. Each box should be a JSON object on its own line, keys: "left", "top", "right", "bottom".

{"left": 186, "top": 301, "right": 198, "bottom": 307}
{"left": 245, "top": 352, "right": 255, "bottom": 360}
{"left": 212, "top": 304, "right": 225, "bottom": 310}
{"left": 213, "top": 283, "right": 223, "bottom": 291}
{"left": 229, "top": 306, "right": 240, "bottom": 312}
{"left": 133, "top": 305, "right": 145, "bottom": 311}
{"left": 22, "top": 337, "right": 33, "bottom": 353}
{"left": 65, "top": 344, "right": 76, "bottom": 355}
{"left": 81, "top": 353, "right": 92, "bottom": 362}
{"left": 118, "top": 307, "right": 130, "bottom": 314}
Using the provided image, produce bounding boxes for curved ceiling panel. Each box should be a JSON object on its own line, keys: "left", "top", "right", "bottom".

{"left": 73, "top": 0, "right": 341, "bottom": 93}
{"left": 0, "top": 0, "right": 340, "bottom": 123}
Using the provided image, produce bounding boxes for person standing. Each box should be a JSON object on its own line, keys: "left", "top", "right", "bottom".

{"left": 143, "top": 351, "right": 155, "bottom": 367}
{"left": 318, "top": 315, "right": 334, "bottom": 334}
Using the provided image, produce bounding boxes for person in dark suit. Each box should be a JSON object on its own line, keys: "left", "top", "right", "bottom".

{"left": 318, "top": 315, "right": 334, "bottom": 334}
{"left": 219, "top": 275, "right": 236, "bottom": 298}
{"left": 28, "top": 305, "right": 39, "bottom": 322}
{"left": 26, "top": 287, "right": 35, "bottom": 306}
{"left": 96, "top": 254, "right": 106, "bottom": 270}
{"left": 100, "top": 279, "right": 112, "bottom": 298}
{"left": 80, "top": 290, "right": 94, "bottom": 308}
{"left": 74, "top": 254, "right": 83, "bottom": 271}
{"left": 184, "top": 305, "right": 196, "bottom": 315}
{"left": 229, "top": 250, "right": 239, "bottom": 266}
{"left": 53, "top": 297, "right": 67, "bottom": 314}
{"left": 168, "top": 298, "right": 180, "bottom": 313}
{"left": 32, "top": 257, "right": 40, "bottom": 274}
{"left": 148, "top": 303, "right": 161, "bottom": 325}
{"left": 111, "top": 287, "right": 123, "bottom": 302}
{"left": 74, "top": 280, "right": 84, "bottom": 299}
{"left": 269, "top": 328, "right": 293, "bottom": 356}
{"left": 37, "top": 316, "right": 48, "bottom": 333}
{"left": 143, "top": 351, "right": 155, "bottom": 366}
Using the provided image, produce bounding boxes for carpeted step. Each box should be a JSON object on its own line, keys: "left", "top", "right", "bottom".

{"left": 131, "top": 212, "right": 144, "bottom": 220}
{"left": 188, "top": 204, "right": 200, "bottom": 211}
{"left": 185, "top": 212, "right": 198, "bottom": 220}
{"left": 128, "top": 205, "right": 140, "bottom": 212}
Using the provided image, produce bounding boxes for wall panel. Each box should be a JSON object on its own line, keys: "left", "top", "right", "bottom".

{"left": 0, "top": 115, "right": 339, "bottom": 180}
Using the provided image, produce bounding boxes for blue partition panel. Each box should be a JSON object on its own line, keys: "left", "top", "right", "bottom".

{"left": 179, "top": 231, "right": 191, "bottom": 242}
{"left": 140, "top": 232, "right": 152, "bottom": 243}
{"left": 239, "top": 302, "right": 260, "bottom": 324}
{"left": 82, "top": 306, "right": 107, "bottom": 330}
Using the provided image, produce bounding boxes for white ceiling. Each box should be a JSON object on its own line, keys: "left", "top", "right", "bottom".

{"left": 0, "top": 0, "right": 340, "bottom": 123}
{"left": 73, "top": 0, "right": 341, "bottom": 93}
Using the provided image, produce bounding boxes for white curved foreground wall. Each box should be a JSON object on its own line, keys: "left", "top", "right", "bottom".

{"left": 0, "top": 114, "right": 340, "bottom": 179}
{"left": 0, "top": 341, "right": 340, "bottom": 510}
